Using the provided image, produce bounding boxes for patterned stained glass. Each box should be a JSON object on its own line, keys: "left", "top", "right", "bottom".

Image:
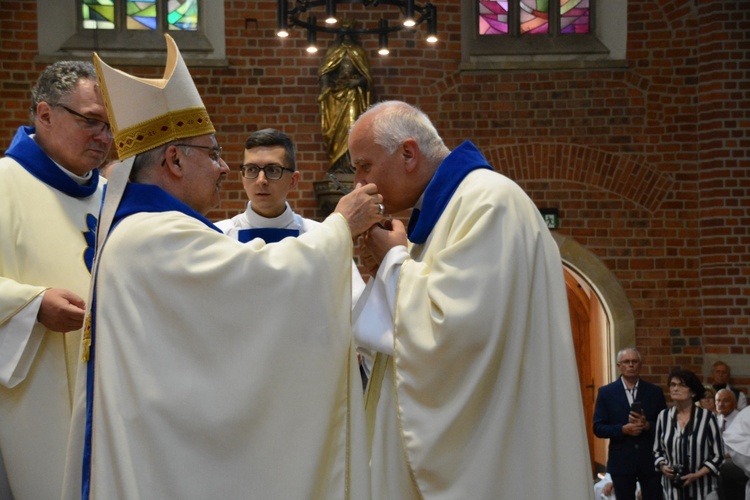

{"left": 520, "top": 0, "right": 549, "bottom": 34}
{"left": 479, "top": 1, "right": 509, "bottom": 35}
{"left": 479, "top": 0, "right": 590, "bottom": 36}
{"left": 127, "top": 0, "right": 157, "bottom": 30}
{"left": 168, "top": 0, "right": 198, "bottom": 31}
{"left": 83, "top": 1, "right": 199, "bottom": 31}
{"left": 83, "top": 0, "right": 115, "bottom": 30}
{"left": 560, "top": 0, "right": 590, "bottom": 34}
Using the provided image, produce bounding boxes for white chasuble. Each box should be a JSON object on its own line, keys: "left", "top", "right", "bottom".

{"left": 0, "top": 155, "right": 103, "bottom": 500}
{"left": 63, "top": 210, "right": 369, "bottom": 499}
{"left": 364, "top": 169, "right": 594, "bottom": 500}
{"left": 217, "top": 202, "right": 366, "bottom": 304}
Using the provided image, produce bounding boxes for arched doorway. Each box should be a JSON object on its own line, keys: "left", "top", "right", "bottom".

{"left": 564, "top": 265, "right": 608, "bottom": 475}
{"left": 552, "top": 233, "right": 636, "bottom": 475}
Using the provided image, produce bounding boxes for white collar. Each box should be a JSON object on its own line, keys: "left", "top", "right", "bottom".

{"left": 620, "top": 377, "right": 640, "bottom": 391}
{"left": 31, "top": 133, "right": 93, "bottom": 186}
{"left": 241, "top": 202, "right": 295, "bottom": 229}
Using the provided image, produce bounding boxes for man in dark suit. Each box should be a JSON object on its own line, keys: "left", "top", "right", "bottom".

{"left": 593, "top": 347, "right": 667, "bottom": 500}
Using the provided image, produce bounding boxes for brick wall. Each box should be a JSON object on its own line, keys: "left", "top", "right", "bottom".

{"left": 1, "top": 0, "right": 747, "bottom": 391}
{"left": 696, "top": 0, "right": 750, "bottom": 391}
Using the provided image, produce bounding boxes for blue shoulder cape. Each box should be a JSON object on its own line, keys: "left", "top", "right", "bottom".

{"left": 5, "top": 126, "right": 100, "bottom": 198}
{"left": 407, "top": 141, "right": 493, "bottom": 244}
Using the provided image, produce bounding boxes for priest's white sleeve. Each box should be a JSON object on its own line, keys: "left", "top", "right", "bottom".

{"left": 0, "top": 293, "right": 46, "bottom": 387}
{"left": 352, "top": 245, "right": 408, "bottom": 357}
{"left": 351, "top": 261, "right": 366, "bottom": 307}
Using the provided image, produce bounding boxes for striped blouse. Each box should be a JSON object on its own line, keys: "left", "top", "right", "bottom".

{"left": 653, "top": 405, "right": 724, "bottom": 500}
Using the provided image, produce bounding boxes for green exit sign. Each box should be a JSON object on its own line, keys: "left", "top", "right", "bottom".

{"left": 539, "top": 208, "right": 559, "bottom": 230}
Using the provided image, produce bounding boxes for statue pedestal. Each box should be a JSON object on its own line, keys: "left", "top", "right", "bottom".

{"left": 313, "top": 172, "right": 355, "bottom": 216}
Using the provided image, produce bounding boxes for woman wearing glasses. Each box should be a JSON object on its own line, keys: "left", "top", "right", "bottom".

{"left": 654, "top": 369, "right": 724, "bottom": 499}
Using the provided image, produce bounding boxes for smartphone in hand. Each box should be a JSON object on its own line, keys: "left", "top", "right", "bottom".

{"left": 630, "top": 401, "right": 643, "bottom": 414}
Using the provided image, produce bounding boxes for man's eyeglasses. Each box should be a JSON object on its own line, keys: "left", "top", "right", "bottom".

{"left": 240, "top": 163, "right": 294, "bottom": 180}
{"left": 173, "top": 144, "right": 223, "bottom": 164}
{"left": 618, "top": 359, "right": 640, "bottom": 365}
{"left": 57, "top": 104, "right": 113, "bottom": 139}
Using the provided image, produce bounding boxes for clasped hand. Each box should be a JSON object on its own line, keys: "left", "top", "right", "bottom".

{"left": 660, "top": 464, "right": 698, "bottom": 488}
{"left": 363, "top": 219, "right": 407, "bottom": 268}
{"left": 334, "top": 183, "right": 385, "bottom": 237}
{"left": 37, "top": 287, "right": 86, "bottom": 333}
{"left": 623, "top": 410, "right": 647, "bottom": 436}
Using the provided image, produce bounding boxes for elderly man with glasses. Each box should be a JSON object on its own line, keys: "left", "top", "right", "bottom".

{"left": 0, "top": 60, "right": 111, "bottom": 500}
{"left": 62, "top": 37, "right": 383, "bottom": 499}
{"left": 593, "top": 347, "right": 668, "bottom": 500}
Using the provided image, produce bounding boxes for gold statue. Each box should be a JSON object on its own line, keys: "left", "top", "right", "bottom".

{"left": 318, "top": 31, "right": 372, "bottom": 173}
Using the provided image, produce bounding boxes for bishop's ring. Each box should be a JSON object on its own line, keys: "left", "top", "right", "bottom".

{"left": 377, "top": 203, "right": 385, "bottom": 215}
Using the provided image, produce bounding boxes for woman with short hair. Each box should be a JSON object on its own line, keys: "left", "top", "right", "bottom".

{"left": 654, "top": 369, "right": 724, "bottom": 499}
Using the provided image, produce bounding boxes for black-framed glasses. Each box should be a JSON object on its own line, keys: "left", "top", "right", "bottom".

{"left": 173, "top": 143, "right": 223, "bottom": 164}
{"left": 57, "top": 104, "right": 113, "bottom": 139}
{"left": 240, "top": 163, "right": 294, "bottom": 180}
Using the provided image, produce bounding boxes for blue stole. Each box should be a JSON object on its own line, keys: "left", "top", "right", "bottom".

{"left": 109, "top": 183, "right": 223, "bottom": 234}
{"left": 82, "top": 183, "right": 221, "bottom": 499}
{"left": 237, "top": 228, "right": 300, "bottom": 243}
{"left": 4, "top": 126, "right": 100, "bottom": 198}
{"left": 407, "top": 141, "right": 493, "bottom": 244}
{"left": 5, "top": 126, "right": 100, "bottom": 271}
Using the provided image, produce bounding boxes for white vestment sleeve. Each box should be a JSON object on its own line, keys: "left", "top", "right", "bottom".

{"left": 351, "top": 262, "right": 366, "bottom": 306}
{"left": 352, "top": 245, "right": 407, "bottom": 356}
{"left": 737, "top": 391, "right": 747, "bottom": 410}
{"left": 0, "top": 293, "right": 45, "bottom": 387}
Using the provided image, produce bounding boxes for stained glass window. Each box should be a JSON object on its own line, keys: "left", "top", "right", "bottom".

{"left": 83, "top": 0, "right": 115, "bottom": 29}
{"left": 82, "top": 0, "right": 199, "bottom": 31}
{"left": 168, "top": 0, "right": 198, "bottom": 31}
{"left": 520, "top": 0, "right": 549, "bottom": 35}
{"left": 479, "top": 1, "right": 509, "bottom": 35}
{"left": 127, "top": 0, "right": 157, "bottom": 30}
{"left": 479, "top": 0, "right": 589, "bottom": 36}
{"left": 561, "top": 0, "right": 590, "bottom": 34}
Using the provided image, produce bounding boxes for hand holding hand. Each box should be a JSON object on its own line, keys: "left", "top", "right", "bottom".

{"left": 37, "top": 288, "right": 86, "bottom": 332}
{"left": 363, "top": 218, "right": 408, "bottom": 264}
{"left": 334, "top": 183, "right": 384, "bottom": 237}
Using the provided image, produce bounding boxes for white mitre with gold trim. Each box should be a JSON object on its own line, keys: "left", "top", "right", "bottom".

{"left": 82, "top": 35, "right": 216, "bottom": 362}
{"left": 94, "top": 33, "right": 214, "bottom": 160}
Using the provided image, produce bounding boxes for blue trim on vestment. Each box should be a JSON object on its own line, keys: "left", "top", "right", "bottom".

{"left": 5, "top": 126, "right": 100, "bottom": 198}
{"left": 110, "top": 183, "right": 223, "bottom": 233}
{"left": 81, "top": 288, "right": 97, "bottom": 500}
{"left": 406, "top": 141, "right": 492, "bottom": 244}
{"left": 238, "top": 228, "right": 300, "bottom": 243}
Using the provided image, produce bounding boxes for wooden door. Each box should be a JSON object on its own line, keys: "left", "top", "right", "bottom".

{"left": 564, "top": 269, "right": 596, "bottom": 474}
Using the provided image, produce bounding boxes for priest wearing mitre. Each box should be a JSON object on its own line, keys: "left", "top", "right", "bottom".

{"left": 62, "top": 35, "right": 382, "bottom": 499}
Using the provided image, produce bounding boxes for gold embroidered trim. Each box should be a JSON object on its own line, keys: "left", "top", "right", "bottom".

{"left": 113, "top": 107, "right": 215, "bottom": 160}
{"left": 81, "top": 313, "right": 92, "bottom": 362}
{"left": 93, "top": 54, "right": 120, "bottom": 134}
